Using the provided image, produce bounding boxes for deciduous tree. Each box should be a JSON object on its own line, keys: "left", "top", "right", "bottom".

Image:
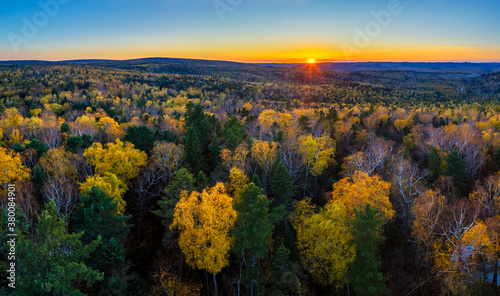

{"left": 171, "top": 183, "right": 236, "bottom": 295}
{"left": 83, "top": 139, "right": 147, "bottom": 183}
{"left": 331, "top": 171, "right": 394, "bottom": 221}
{"left": 0, "top": 146, "right": 30, "bottom": 190}
{"left": 79, "top": 172, "right": 127, "bottom": 215}
{"left": 290, "top": 197, "right": 355, "bottom": 287}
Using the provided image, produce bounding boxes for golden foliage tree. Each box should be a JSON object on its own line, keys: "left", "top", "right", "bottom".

{"left": 330, "top": 171, "right": 394, "bottom": 221}
{"left": 0, "top": 146, "right": 30, "bottom": 189}
{"left": 251, "top": 139, "right": 278, "bottom": 178}
{"left": 150, "top": 141, "right": 185, "bottom": 182}
{"left": 433, "top": 200, "right": 492, "bottom": 294}
{"left": 79, "top": 172, "right": 127, "bottom": 215}
{"left": 290, "top": 197, "right": 355, "bottom": 287}
{"left": 170, "top": 182, "right": 236, "bottom": 295}
{"left": 220, "top": 143, "right": 248, "bottom": 172}
{"left": 83, "top": 139, "right": 147, "bottom": 183}
{"left": 97, "top": 116, "right": 124, "bottom": 143}
{"left": 412, "top": 189, "right": 446, "bottom": 252}
{"left": 39, "top": 147, "right": 79, "bottom": 218}
{"left": 227, "top": 167, "right": 249, "bottom": 202}
{"left": 297, "top": 135, "right": 335, "bottom": 181}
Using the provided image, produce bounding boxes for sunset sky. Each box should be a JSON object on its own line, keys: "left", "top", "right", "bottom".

{"left": 1, "top": 0, "right": 499, "bottom": 63}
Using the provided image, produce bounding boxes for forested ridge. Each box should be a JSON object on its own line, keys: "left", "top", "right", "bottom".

{"left": 2, "top": 62, "right": 500, "bottom": 295}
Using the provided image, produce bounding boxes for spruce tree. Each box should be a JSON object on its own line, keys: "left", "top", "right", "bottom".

{"left": 153, "top": 168, "right": 195, "bottom": 247}
{"left": 351, "top": 203, "right": 387, "bottom": 296}
{"left": 123, "top": 125, "right": 156, "bottom": 153}
{"left": 232, "top": 183, "right": 282, "bottom": 296}
{"left": 444, "top": 150, "right": 469, "bottom": 195}
{"left": 17, "top": 200, "right": 102, "bottom": 295}
{"left": 271, "top": 160, "right": 294, "bottom": 213}
{"left": 427, "top": 146, "right": 441, "bottom": 182}
{"left": 184, "top": 127, "right": 206, "bottom": 173}
{"left": 72, "top": 187, "right": 131, "bottom": 295}
{"left": 208, "top": 134, "right": 221, "bottom": 171}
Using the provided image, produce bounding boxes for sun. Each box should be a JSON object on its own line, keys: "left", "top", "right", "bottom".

{"left": 308, "top": 59, "right": 315, "bottom": 64}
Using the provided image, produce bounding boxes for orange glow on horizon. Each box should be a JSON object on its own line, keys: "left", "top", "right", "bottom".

{"left": 2, "top": 46, "right": 500, "bottom": 63}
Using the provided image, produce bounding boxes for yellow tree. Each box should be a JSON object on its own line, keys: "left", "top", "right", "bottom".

{"left": 413, "top": 190, "right": 446, "bottom": 255}
{"left": 220, "top": 143, "right": 248, "bottom": 173}
{"left": 297, "top": 135, "right": 335, "bottom": 195}
{"left": 8, "top": 129, "right": 23, "bottom": 146}
{"left": 258, "top": 110, "right": 279, "bottom": 138}
{"left": 290, "top": 197, "right": 355, "bottom": 287}
{"left": 297, "top": 135, "right": 335, "bottom": 177}
{"left": 96, "top": 116, "right": 124, "bottom": 143}
{"left": 79, "top": 172, "right": 127, "bottom": 215}
{"left": 170, "top": 183, "right": 236, "bottom": 296}
{"left": 70, "top": 115, "right": 97, "bottom": 137}
{"left": 83, "top": 139, "right": 147, "bottom": 183}
{"left": 331, "top": 171, "right": 394, "bottom": 221}
{"left": 150, "top": 141, "right": 185, "bottom": 182}
{"left": 433, "top": 200, "right": 492, "bottom": 294}
{"left": 39, "top": 148, "right": 79, "bottom": 219}
{"left": 251, "top": 139, "right": 278, "bottom": 180}
{"left": 0, "top": 146, "right": 30, "bottom": 190}
{"left": 227, "top": 167, "right": 249, "bottom": 202}
{"left": 470, "top": 171, "right": 500, "bottom": 217}
{"left": 486, "top": 216, "right": 500, "bottom": 287}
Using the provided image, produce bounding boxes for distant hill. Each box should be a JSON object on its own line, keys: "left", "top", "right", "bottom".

{"left": 2, "top": 58, "right": 500, "bottom": 75}
{"left": 262, "top": 62, "right": 500, "bottom": 75}
{"left": 2, "top": 58, "right": 500, "bottom": 93}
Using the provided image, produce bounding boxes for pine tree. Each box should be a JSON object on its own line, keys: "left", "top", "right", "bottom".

{"left": 224, "top": 128, "right": 239, "bottom": 151}
{"left": 271, "top": 160, "right": 294, "bottom": 213}
{"left": 232, "top": 183, "right": 282, "bottom": 296}
{"left": 17, "top": 200, "right": 102, "bottom": 295}
{"left": 185, "top": 102, "right": 208, "bottom": 145}
{"left": 268, "top": 244, "right": 304, "bottom": 295}
{"left": 153, "top": 168, "right": 195, "bottom": 247}
{"left": 427, "top": 146, "right": 441, "bottom": 182}
{"left": 444, "top": 150, "right": 469, "bottom": 195}
{"left": 351, "top": 203, "right": 387, "bottom": 296}
{"left": 72, "top": 187, "right": 131, "bottom": 295}
{"left": 123, "top": 125, "right": 156, "bottom": 153}
{"left": 208, "top": 134, "right": 221, "bottom": 171}
{"left": 251, "top": 173, "right": 262, "bottom": 188}
{"left": 184, "top": 127, "right": 206, "bottom": 173}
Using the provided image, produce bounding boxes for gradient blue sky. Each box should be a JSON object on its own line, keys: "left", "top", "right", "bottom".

{"left": 1, "top": 0, "right": 499, "bottom": 62}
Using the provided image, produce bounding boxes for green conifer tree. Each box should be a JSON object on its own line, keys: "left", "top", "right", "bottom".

{"left": 351, "top": 203, "right": 388, "bottom": 296}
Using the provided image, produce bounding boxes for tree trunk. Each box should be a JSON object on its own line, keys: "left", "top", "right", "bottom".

{"left": 213, "top": 272, "right": 219, "bottom": 296}
{"left": 346, "top": 277, "right": 350, "bottom": 296}
{"left": 250, "top": 254, "right": 255, "bottom": 296}
{"left": 237, "top": 259, "right": 243, "bottom": 296}
{"left": 206, "top": 271, "right": 210, "bottom": 296}
{"left": 179, "top": 253, "right": 184, "bottom": 280}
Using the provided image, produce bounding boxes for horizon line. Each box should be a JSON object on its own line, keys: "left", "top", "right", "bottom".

{"left": 1, "top": 57, "right": 500, "bottom": 64}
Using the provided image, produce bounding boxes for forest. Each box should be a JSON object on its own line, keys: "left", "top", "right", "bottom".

{"left": 1, "top": 60, "right": 500, "bottom": 295}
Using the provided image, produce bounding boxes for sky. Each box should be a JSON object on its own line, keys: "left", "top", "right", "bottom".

{"left": 1, "top": 0, "right": 499, "bottom": 63}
